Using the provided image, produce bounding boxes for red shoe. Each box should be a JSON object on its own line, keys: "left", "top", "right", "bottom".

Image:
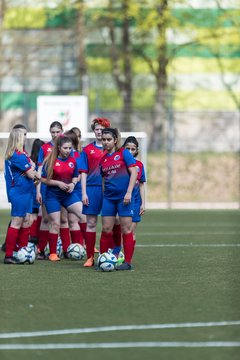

{"left": 83, "top": 256, "right": 94, "bottom": 267}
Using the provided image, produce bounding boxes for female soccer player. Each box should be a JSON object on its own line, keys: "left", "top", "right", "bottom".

{"left": 41, "top": 135, "right": 84, "bottom": 261}
{"left": 99, "top": 128, "right": 138, "bottom": 271}
{"left": 64, "top": 129, "right": 86, "bottom": 247}
{"left": 2, "top": 124, "right": 29, "bottom": 253}
{"left": 4, "top": 129, "right": 40, "bottom": 264}
{"left": 123, "top": 136, "right": 146, "bottom": 238}
{"left": 29, "top": 138, "right": 45, "bottom": 244}
{"left": 37, "top": 121, "right": 71, "bottom": 259}
{"left": 79, "top": 117, "right": 111, "bottom": 267}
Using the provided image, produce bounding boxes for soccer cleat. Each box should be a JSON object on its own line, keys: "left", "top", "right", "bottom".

{"left": 37, "top": 251, "right": 46, "bottom": 260}
{"left": 94, "top": 247, "right": 99, "bottom": 254}
{"left": 83, "top": 256, "right": 94, "bottom": 267}
{"left": 48, "top": 253, "right": 60, "bottom": 262}
{"left": 4, "top": 256, "right": 19, "bottom": 264}
{"left": 115, "top": 262, "right": 133, "bottom": 271}
{"left": 29, "top": 237, "right": 38, "bottom": 245}
{"left": 63, "top": 252, "right": 69, "bottom": 259}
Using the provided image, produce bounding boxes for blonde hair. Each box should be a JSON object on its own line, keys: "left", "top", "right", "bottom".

{"left": 5, "top": 129, "right": 25, "bottom": 160}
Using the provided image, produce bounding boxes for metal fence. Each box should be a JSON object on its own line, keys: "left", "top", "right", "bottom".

{"left": 0, "top": 109, "right": 239, "bottom": 209}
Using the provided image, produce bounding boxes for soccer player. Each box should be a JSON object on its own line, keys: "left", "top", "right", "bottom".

{"left": 37, "top": 121, "right": 71, "bottom": 259}
{"left": 29, "top": 138, "right": 45, "bottom": 245}
{"left": 123, "top": 136, "right": 146, "bottom": 238}
{"left": 41, "top": 135, "right": 84, "bottom": 261}
{"left": 99, "top": 128, "right": 138, "bottom": 271}
{"left": 78, "top": 117, "right": 111, "bottom": 267}
{"left": 4, "top": 129, "right": 40, "bottom": 264}
{"left": 64, "top": 129, "right": 86, "bottom": 248}
{"left": 2, "top": 123, "right": 29, "bottom": 253}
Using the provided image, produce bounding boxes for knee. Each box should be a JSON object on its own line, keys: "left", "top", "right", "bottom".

{"left": 49, "top": 221, "right": 60, "bottom": 233}
{"left": 102, "top": 225, "right": 113, "bottom": 233}
{"left": 87, "top": 219, "right": 97, "bottom": 231}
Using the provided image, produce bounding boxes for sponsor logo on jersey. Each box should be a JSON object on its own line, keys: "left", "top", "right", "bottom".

{"left": 90, "top": 150, "right": 95, "bottom": 154}
{"left": 55, "top": 162, "right": 61, "bottom": 166}
{"left": 114, "top": 155, "right": 120, "bottom": 161}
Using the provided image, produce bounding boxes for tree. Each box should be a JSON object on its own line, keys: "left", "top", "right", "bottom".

{"left": 88, "top": 0, "right": 134, "bottom": 131}
{"left": 76, "top": 0, "right": 89, "bottom": 95}
{"left": 0, "top": 0, "right": 6, "bottom": 120}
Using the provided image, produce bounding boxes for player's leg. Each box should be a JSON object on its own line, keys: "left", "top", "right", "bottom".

{"left": 60, "top": 206, "right": 71, "bottom": 254}
{"left": 115, "top": 201, "right": 135, "bottom": 271}
{"left": 47, "top": 211, "right": 61, "bottom": 261}
{"left": 4, "top": 216, "right": 23, "bottom": 263}
{"left": 68, "top": 212, "right": 84, "bottom": 246}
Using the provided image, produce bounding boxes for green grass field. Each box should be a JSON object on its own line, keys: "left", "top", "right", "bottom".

{"left": 0, "top": 209, "right": 240, "bottom": 360}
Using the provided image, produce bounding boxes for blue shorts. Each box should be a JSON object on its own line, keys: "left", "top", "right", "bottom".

{"left": 101, "top": 197, "right": 134, "bottom": 217}
{"left": 82, "top": 185, "right": 103, "bottom": 215}
{"left": 40, "top": 183, "right": 47, "bottom": 203}
{"left": 11, "top": 193, "right": 33, "bottom": 217}
{"left": 45, "top": 191, "right": 80, "bottom": 214}
{"left": 32, "top": 187, "right": 40, "bottom": 212}
{"left": 132, "top": 196, "right": 141, "bottom": 223}
{"left": 75, "top": 184, "right": 82, "bottom": 203}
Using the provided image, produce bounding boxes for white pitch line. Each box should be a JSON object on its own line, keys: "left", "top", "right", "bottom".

{"left": 137, "top": 232, "right": 240, "bottom": 236}
{"left": 136, "top": 244, "right": 240, "bottom": 248}
{"left": 0, "top": 341, "right": 240, "bottom": 350}
{"left": 0, "top": 321, "right": 240, "bottom": 339}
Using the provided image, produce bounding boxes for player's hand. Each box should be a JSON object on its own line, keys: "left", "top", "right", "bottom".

{"left": 123, "top": 192, "right": 131, "bottom": 205}
{"left": 59, "top": 182, "right": 69, "bottom": 191}
{"left": 82, "top": 194, "right": 89, "bottom": 206}
{"left": 139, "top": 205, "right": 145, "bottom": 215}
{"left": 36, "top": 192, "right": 42, "bottom": 205}
{"left": 66, "top": 183, "right": 75, "bottom": 193}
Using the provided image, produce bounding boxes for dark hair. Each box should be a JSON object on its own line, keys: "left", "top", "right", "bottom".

{"left": 30, "top": 138, "right": 45, "bottom": 163}
{"left": 49, "top": 121, "right": 63, "bottom": 131}
{"left": 123, "top": 136, "right": 139, "bottom": 147}
{"left": 123, "top": 136, "right": 139, "bottom": 157}
{"left": 102, "top": 127, "right": 121, "bottom": 151}
{"left": 12, "top": 124, "right": 27, "bottom": 130}
{"left": 64, "top": 129, "right": 81, "bottom": 152}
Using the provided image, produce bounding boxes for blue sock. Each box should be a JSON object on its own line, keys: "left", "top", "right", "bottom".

{"left": 112, "top": 246, "right": 121, "bottom": 255}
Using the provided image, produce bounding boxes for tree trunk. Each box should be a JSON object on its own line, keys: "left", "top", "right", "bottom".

{"left": 77, "top": 0, "right": 88, "bottom": 95}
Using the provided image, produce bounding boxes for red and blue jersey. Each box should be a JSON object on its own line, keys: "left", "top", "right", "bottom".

{"left": 5, "top": 150, "right": 34, "bottom": 199}
{"left": 42, "top": 156, "right": 79, "bottom": 197}
{"left": 132, "top": 159, "right": 146, "bottom": 200}
{"left": 99, "top": 147, "right": 136, "bottom": 200}
{"left": 37, "top": 141, "right": 54, "bottom": 166}
{"left": 71, "top": 149, "right": 82, "bottom": 193}
{"left": 135, "top": 160, "right": 146, "bottom": 190}
{"left": 78, "top": 142, "right": 105, "bottom": 186}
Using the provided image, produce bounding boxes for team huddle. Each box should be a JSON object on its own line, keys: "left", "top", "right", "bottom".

{"left": 3, "top": 118, "right": 146, "bottom": 271}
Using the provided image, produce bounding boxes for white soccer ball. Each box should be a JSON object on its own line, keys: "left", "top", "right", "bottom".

{"left": 117, "top": 251, "right": 125, "bottom": 265}
{"left": 67, "top": 243, "right": 85, "bottom": 260}
{"left": 57, "top": 237, "right": 63, "bottom": 257}
{"left": 44, "top": 243, "right": 50, "bottom": 258}
{"left": 97, "top": 251, "right": 117, "bottom": 272}
{"left": 27, "top": 242, "right": 38, "bottom": 255}
{"left": 17, "top": 246, "right": 36, "bottom": 264}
